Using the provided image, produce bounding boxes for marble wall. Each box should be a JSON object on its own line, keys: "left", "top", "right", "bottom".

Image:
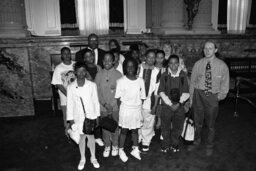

{"left": 0, "top": 34, "right": 255, "bottom": 117}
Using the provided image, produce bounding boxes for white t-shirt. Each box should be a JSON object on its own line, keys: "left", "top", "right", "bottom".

{"left": 115, "top": 63, "right": 123, "bottom": 74}
{"left": 115, "top": 76, "right": 146, "bottom": 107}
{"left": 119, "top": 54, "right": 125, "bottom": 64}
{"left": 138, "top": 65, "right": 160, "bottom": 110}
{"left": 51, "top": 61, "right": 76, "bottom": 105}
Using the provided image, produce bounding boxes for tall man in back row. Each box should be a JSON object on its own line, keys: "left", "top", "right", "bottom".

{"left": 189, "top": 41, "right": 230, "bottom": 156}
{"left": 76, "top": 33, "right": 105, "bottom": 68}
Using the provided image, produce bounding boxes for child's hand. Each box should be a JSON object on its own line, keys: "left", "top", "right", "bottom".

{"left": 155, "top": 117, "right": 161, "bottom": 129}
{"left": 170, "top": 103, "right": 180, "bottom": 111}
{"left": 64, "top": 121, "right": 71, "bottom": 137}
{"left": 184, "top": 101, "right": 190, "bottom": 113}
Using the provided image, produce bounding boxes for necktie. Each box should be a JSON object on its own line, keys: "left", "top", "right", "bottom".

{"left": 205, "top": 61, "right": 212, "bottom": 96}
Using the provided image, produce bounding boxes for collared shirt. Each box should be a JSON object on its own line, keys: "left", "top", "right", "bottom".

{"left": 190, "top": 57, "right": 230, "bottom": 100}
{"left": 158, "top": 70, "right": 190, "bottom": 105}
{"left": 115, "top": 62, "right": 123, "bottom": 74}
{"left": 66, "top": 79, "right": 100, "bottom": 121}
{"left": 168, "top": 68, "right": 182, "bottom": 78}
{"left": 95, "top": 68, "right": 122, "bottom": 112}
{"left": 88, "top": 47, "right": 98, "bottom": 65}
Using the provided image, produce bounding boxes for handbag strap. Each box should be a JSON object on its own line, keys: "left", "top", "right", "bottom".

{"left": 80, "top": 97, "right": 87, "bottom": 117}
{"left": 187, "top": 109, "right": 193, "bottom": 119}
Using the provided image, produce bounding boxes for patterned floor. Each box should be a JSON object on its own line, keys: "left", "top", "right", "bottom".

{"left": 0, "top": 99, "right": 256, "bottom": 171}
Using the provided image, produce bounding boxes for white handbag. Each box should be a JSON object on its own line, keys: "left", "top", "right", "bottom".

{"left": 67, "top": 124, "right": 80, "bottom": 144}
{"left": 181, "top": 114, "right": 195, "bottom": 142}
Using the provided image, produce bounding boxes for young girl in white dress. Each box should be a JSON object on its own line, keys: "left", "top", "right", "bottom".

{"left": 115, "top": 58, "right": 146, "bottom": 162}
{"left": 66, "top": 62, "right": 100, "bottom": 170}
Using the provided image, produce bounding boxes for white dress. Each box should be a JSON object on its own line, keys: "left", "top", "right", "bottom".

{"left": 66, "top": 79, "right": 100, "bottom": 134}
{"left": 115, "top": 76, "right": 146, "bottom": 129}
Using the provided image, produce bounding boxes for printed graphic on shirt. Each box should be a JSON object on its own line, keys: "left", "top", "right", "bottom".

{"left": 61, "top": 70, "right": 76, "bottom": 88}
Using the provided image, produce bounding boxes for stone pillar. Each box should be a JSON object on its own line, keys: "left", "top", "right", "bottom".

{"left": 193, "top": 0, "right": 220, "bottom": 34}
{"left": 160, "top": 0, "right": 187, "bottom": 34}
{"left": 0, "top": 0, "right": 28, "bottom": 38}
{"left": 124, "top": 0, "right": 146, "bottom": 34}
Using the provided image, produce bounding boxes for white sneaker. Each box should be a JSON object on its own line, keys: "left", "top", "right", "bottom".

{"left": 77, "top": 159, "right": 86, "bottom": 170}
{"left": 91, "top": 159, "right": 100, "bottom": 168}
{"left": 95, "top": 138, "right": 104, "bottom": 146}
{"left": 103, "top": 146, "right": 111, "bottom": 157}
{"left": 119, "top": 148, "right": 128, "bottom": 162}
{"left": 111, "top": 146, "right": 119, "bottom": 156}
{"left": 130, "top": 146, "right": 141, "bottom": 160}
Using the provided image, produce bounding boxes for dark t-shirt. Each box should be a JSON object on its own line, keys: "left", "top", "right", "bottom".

{"left": 158, "top": 70, "right": 189, "bottom": 104}
{"left": 86, "top": 65, "right": 98, "bottom": 81}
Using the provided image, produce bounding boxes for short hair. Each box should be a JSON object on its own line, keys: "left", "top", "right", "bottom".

{"left": 203, "top": 41, "right": 219, "bottom": 57}
{"left": 145, "top": 49, "right": 156, "bottom": 57}
{"left": 156, "top": 49, "right": 165, "bottom": 57}
{"left": 74, "top": 61, "right": 87, "bottom": 72}
{"left": 61, "top": 47, "right": 71, "bottom": 54}
{"left": 167, "top": 54, "right": 179, "bottom": 63}
{"left": 82, "top": 48, "right": 93, "bottom": 57}
{"left": 104, "top": 51, "right": 115, "bottom": 61}
{"left": 109, "top": 39, "right": 121, "bottom": 51}
{"left": 88, "top": 33, "right": 98, "bottom": 40}
{"left": 204, "top": 41, "right": 217, "bottom": 49}
{"left": 122, "top": 58, "right": 138, "bottom": 76}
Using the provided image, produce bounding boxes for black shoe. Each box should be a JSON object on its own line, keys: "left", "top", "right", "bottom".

{"left": 142, "top": 145, "right": 149, "bottom": 152}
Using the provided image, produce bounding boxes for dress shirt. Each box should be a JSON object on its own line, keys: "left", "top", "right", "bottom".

{"left": 190, "top": 57, "right": 230, "bottom": 101}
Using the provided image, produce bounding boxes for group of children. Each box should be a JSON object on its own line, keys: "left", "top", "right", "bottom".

{"left": 52, "top": 46, "right": 190, "bottom": 170}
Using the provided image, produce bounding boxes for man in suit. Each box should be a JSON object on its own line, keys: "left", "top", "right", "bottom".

{"left": 76, "top": 33, "right": 105, "bottom": 68}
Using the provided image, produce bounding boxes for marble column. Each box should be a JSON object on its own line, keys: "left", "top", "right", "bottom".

{"left": 193, "top": 0, "right": 220, "bottom": 34}
{"left": 0, "top": 0, "right": 28, "bottom": 38}
{"left": 160, "top": 0, "right": 187, "bottom": 34}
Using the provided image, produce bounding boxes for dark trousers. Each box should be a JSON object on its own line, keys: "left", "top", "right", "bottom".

{"left": 161, "top": 105, "right": 185, "bottom": 149}
{"left": 192, "top": 89, "right": 219, "bottom": 147}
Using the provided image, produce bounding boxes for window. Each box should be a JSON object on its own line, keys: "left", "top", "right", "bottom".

{"left": 59, "top": 0, "right": 124, "bottom": 36}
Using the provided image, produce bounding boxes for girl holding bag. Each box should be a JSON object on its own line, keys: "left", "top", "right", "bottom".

{"left": 66, "top": 62, "right": 100, "bottom": 170}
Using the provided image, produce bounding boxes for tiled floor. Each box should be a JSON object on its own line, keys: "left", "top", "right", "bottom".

{"left": 0, "top": 99, "right": 256, "bottom": 171}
